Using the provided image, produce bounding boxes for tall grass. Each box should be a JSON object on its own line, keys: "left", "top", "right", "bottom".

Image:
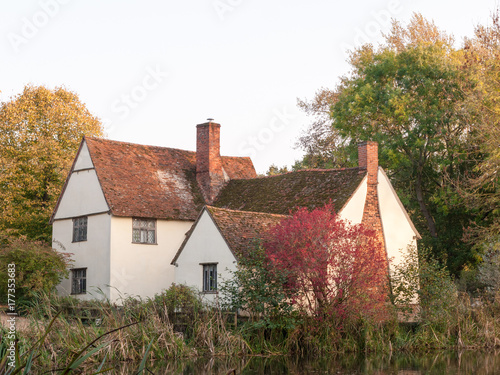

{"left": 1, "top": 286, "right": 251, "bottom": 372}
{"left": 1, "top": 287, "right": 499, "bottom": 372}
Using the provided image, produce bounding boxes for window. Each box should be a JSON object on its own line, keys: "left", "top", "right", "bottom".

{"left": 73, "top": 216, "right": 87, "bottom": 242}
{"left": 202, "top": 264, "right": 217, "bottom": 292}
{"left": 132, "top": 218, "right": 156, "bottom": 244}
{"left": 71, "top": 268, "right": 87, "bottom": 294}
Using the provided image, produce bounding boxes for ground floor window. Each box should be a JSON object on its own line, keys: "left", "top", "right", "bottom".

{"left": 71, "top": 268, "right": 87, "bottom": 294}
{"left": 202, "top": 263, "right": 217, "bottom": 292}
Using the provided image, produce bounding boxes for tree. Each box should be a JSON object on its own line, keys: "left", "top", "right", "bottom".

{"left": 462, "top": 11, "right": 500, "bottom": 247}
{"left": 297, "top": 14, "right": 481, "bottom": 275}
{"left": 0, "top": 85, "right": 104, "bottom": 242}
{"left": 0, "top": 234, "right": 71, "bottom": 309}
{"left": 219, "top": 242, "right": 296, "bottom": 329}
{"left": 263, "top": 204, "right": 388, "bottom": 322}
{"left": 296, "top": 89, "right": 356, "bottom": 169}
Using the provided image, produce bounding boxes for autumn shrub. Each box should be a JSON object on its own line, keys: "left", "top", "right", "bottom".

{"left": 263, "top": 204, "right": 388, "bottom": 325}
{"left": 221, "top": 204, "right": 390, "bottom": 353}
{"left": 0, "top": 234, "right": 70, "bottom": 310}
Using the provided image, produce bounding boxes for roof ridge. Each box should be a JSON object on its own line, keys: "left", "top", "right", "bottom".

{"left": 206, "top": 205, "right": 288, "bottom": 218}
{"left": 245, "top": 166, "right": 364, "bottom": 180}
{"left": 86, "top": 136, "right": 197, "bottom": 155}
{"left": 86, "top": 137, "right": 255, "bottom": 160}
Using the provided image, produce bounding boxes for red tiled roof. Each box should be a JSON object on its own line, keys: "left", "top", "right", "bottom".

{"left": 213, "top": 168, "right": 366, "bottom": 215}
{"left": 171, "top": 206, "right": 285, "bottom": 263}
{"left": 207, "top": 206, "right": 285, "bottom": 258}
{"left": 85, "top": 137, "right": 256, "bottom": 220}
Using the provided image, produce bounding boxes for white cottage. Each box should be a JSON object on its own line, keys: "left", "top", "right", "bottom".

{"left": 172, "top": 141, "right": 421, "bottom": 300}
{"left": 51, "top": 122, "right": 256, "bottom": 302}
{"left": 52, "top": 121, "right": 420, "bottom": 303}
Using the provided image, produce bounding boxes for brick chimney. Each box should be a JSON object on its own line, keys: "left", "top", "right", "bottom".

{"left": 358, "top": 141, "right": 378, "bottom": 184}
{"left": 358, "top": 141, "right": 387, "bottom": 263}
{"left": 196, "top": 121, "right": 227, "bottom": 204}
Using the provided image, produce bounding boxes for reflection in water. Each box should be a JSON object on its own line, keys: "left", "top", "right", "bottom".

{"left": 87, "top": 350, "right": 500, "bottom": 374}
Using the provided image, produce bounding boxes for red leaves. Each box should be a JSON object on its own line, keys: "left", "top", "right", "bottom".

{"left": 263, "top": 204, "right": 388, "bottom": 322}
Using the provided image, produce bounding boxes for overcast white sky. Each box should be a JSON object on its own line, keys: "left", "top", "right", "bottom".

{"left": 1, "top": 0, "right": 497, "bottom": 173}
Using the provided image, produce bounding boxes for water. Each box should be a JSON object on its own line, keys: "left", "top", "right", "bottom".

{"left": 106, "top": 350, "right": 500, "bottom": 374}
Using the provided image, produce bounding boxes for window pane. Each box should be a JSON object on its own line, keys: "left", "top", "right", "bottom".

{"left": 133, "top": 229, "right": 141, "bottom": 242}
{"left": 147, "top": 230, "right": 155, "bottom": 243}
{"left": 203, "top": 264, "right": 217, "bottom": 291}
{"left": 72, "top": 269, "right": 86, "bottom": 294}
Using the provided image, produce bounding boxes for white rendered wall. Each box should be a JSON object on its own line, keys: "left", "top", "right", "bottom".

{"left": 54, "top": 142, "right": 108, "bottom": 220}
{"left": 339, "top": 176, "right": 367, "bottom": 225}
{"left": 53, "top": 213, "right": 112, "bottom": 300}
{"left": 73, "top": 141, "right": 93, "bottom": 170}
{"left": 109, "top": 217, "right": 192, "bottom": 302}
{"left": 377, "top": 168, "right": 418, "bottom": 271}
{"left": 53, "top": 172, "right": 108, "bottom": 220}
{"left": 174, "top": 210, "right": 237, "bottom": 305}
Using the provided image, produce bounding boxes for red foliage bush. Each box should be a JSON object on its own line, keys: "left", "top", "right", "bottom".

{"left": 263, "top": 204, "right": 388, "bottom": 322}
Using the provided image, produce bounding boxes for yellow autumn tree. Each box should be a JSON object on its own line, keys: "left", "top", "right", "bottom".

{"left": 0, "top": 85, "right": 104, "bottom": 243}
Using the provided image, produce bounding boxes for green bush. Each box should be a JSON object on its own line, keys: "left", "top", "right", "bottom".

{"left": 149, "top": 284, "right": 202, "bottom": 319}
{"left": 219, "top": 243, "right": 296, "bottom": 330}
{"left": 0, "top": 235, "right": 70, "bottom": 309}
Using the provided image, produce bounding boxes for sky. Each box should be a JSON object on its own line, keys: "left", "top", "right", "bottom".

{"left": 0, "top": 0, "right": 497, "bottom": 173}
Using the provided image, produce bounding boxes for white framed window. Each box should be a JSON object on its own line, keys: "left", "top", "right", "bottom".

{"left": 71, "top": 268, "right": 87, "bottom": 294}
{"left": 132, "top": 218, "right": 156, "bottom": 244}
{"left": 72, "top": 216, "right": 87, "bottom": 242}
{"left": 202, "top": 263, "right": 217, "bottom": 293}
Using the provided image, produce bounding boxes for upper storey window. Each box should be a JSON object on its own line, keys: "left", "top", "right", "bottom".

{"left": 132, "top": 218, "right": 156, "bottom": 244}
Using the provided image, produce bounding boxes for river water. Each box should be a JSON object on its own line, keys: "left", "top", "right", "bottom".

{"left": 107, "top": 350, "right": 500, "bottom": 374}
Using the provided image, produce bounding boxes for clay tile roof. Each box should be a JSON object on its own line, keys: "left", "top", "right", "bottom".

{"left": 206, "top": 206, "right": 285, "bottom": 258}
{"left": 213, "top": 168, "right": 367, "bottom": 215}
{"left": 85, "top": 137, "right": 256, "bottom": 221}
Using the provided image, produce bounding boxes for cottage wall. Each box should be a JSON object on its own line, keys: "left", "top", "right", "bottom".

{"left": 52, "top": 142, "right": 109, "bottom": 220}
{"left": 173, "top": 210, "right": 237, "bottom": 304}
{"left": 377, "top": 168, "right": 419, "bottom": 272}
{"left": 109, "top": 218, "right": 192, "bottom": 302}
{"left": 53, "top": 213, "right": 112, "bottom": 300}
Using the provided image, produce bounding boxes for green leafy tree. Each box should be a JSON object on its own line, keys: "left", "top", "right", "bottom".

{"left": 220, "top": 242, "right": 296, "bottom": 329}
{"left": 392, "top": 245, "right": 457, "bottom": 325}
{"left": 298, "top": 14, "right": 482, "bottom": 275}
{"left": 462, "top": 11, "right": 500, "bottom": 248}
{"left": 0, "top": 85, "right": 104, "bottom": 243}
{"left": 0, "top": 234, "right": 71, "bottom": 308}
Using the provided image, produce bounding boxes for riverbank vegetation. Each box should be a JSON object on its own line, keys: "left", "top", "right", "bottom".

{"left": 1, "top": 219, "right": 500, "bottom": 372}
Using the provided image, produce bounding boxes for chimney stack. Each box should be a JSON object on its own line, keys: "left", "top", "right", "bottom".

{"left": 196, "top": 120, "right": 226, "bottom": 204}
{"left": 358, "top": 141, "right": 378, "bottom": 185}
{"left": 358, "top": 141, "right": 386, "bottom": 262}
